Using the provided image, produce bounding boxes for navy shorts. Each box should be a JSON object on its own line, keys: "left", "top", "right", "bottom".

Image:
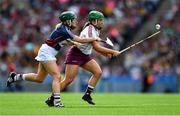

{"left": 65, "top": 47, "right": 93, "bottom": 66}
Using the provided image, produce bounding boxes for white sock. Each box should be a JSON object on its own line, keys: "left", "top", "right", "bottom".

{"left": 54, "top": 93, "right": 61, "bottom": 106}
{"left": 88, "top": 85, "right": 94, "bottom": 89}
{"left": 85, "top": 85, "right": 94, "bottom": 95}
{"left": 14, "top": 74, "right": 23, "bottom": 81}
{"left": 22, "top": 74, "right": 26, "bottom": 80}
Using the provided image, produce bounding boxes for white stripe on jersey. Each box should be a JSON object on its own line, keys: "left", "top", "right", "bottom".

{"left": 79, "top": 25, "right": 99, "bottom": 55}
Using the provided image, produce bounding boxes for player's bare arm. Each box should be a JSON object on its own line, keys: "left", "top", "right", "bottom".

{"left": 98, "top": 52, "right": 113, "bottom": 58}
{"left": 92, "top": 41, "right": 120, "bottom": 57}
{"left": 73, "top": 35, "right": 101, "bottom": 43}
{"left": 67, "top": 40, "right": 81, "bottom": 48}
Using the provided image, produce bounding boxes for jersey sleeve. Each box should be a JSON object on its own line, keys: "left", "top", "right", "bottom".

{"left": 88, "top": 25, "right": 98, "bottom": 38}
{"left": 80, "top": 25, "right": 99, "bottom": 39}
{"left": 63, "top": 27, "right": 76, "bottom": 40}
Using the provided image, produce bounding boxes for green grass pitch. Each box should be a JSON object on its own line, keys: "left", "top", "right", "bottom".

{"left": 0, "top": 93, "right": 180, "bottom": 115}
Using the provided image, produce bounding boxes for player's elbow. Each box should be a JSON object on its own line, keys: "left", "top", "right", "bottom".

{"left": 93, "top": 44, "right": 101, "bottom": 52}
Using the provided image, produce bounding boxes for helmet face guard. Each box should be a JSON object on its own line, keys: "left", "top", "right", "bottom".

{"left": 59, "top": 11, "right": 77, "bottom": 29}
{"left": 59, "top": 11, "right": 77, "bottom": 22}
{"left": 88, "top": 10, "right": 104, "bottom": 29}
{"left": 88, "top": 10, "right": 104, "bottom": 21}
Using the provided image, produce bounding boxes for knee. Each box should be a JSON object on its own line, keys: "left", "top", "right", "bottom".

{"left": 35, "top": 74, "right": 44, "bottom": 83}
{"left": 64, "top": 77, "right": 75, "bottom": 85}
{"left": 51, "top": 72, "right": 61, "bottom": 80}
{"left": 94, "top": 70, "right": 102, "bottom": 78}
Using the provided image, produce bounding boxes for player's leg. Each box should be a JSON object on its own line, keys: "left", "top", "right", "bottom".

{"left": 42, "top": 60, "right": 63, "bottom": 107}
{"left": 61, "top": 64, "right": 80, "bottom": 90}
{"left": 7, "top": 63, "right": 48, "bottom": 86}
{"left": 81, "top": 59, "right": 102, "bottom": 105}
{"left": 20, "top": 63, "right": 48, "bottom": 82}
{"left": 45, "top": 64, "right": 79, "bottom": 107}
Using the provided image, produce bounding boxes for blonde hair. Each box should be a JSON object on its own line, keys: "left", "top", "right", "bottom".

{"left": 55, "top": 23, "right": 62, "bottom": 29}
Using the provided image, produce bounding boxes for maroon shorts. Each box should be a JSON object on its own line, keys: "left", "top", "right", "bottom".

{"left": 65, "top": 47, "right": 93, "bottom": 66}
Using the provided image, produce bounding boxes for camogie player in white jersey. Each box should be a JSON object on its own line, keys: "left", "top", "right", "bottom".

{"left": 45, "top": 10, "right": 120, "bottom": 106}
{"left": 6, "top": 11, "right": 101, "bottom": 108}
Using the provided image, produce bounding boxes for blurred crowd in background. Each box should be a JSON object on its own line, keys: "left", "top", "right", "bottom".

{"left": 0, "top": 0, "right": 180, "bottom": 92}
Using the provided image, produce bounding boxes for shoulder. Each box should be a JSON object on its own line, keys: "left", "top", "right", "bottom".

{"left": 82, "top": 24, "right": 95, "bottom": 31}
{"left": 80, "top": 25, "right": 92, "bottom": 37}
{"left": 56, "top": 24, "right": 73, "bottom": 35}
{"left": 82, "top": 25, "right": 96, "bottom": 34}
{"left": 55, "top": 23, "right": 62, "bottom": 29}
{"left": 55, "top": 24, "right": 69, "bottom": 32}
{"left": 88, "top": 25, "right": 95, "bottom": 31}
{"left": 56, "top": 24, "right": 65, "bottom": 31}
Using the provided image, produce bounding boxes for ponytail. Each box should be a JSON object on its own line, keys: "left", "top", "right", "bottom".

{"left": 55, "top": 23, "right": 62, "bottom": 29}
{"left": 83, "top": 22, "right": 91, "bottom": 29}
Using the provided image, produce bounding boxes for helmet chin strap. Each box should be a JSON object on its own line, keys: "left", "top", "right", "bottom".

{"left": 92, "top": 20, "right": 102, "bottom": 30}
{"left": 95, "top": 19, "right": 97, "bottom": 25}
{"left": 66, "top": 20, "right": 72, "bottom": 27}
{"left": 66, "top": 20, "right": 77, "bottom": 30}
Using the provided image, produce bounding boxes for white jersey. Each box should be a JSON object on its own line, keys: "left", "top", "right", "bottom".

{"left": 79, "top": 25, "right": 100, "bottom": 55}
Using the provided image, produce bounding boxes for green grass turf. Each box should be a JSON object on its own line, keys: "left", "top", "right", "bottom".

{"left": 0, "top": 93, "right": 180, "bottom": 115}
